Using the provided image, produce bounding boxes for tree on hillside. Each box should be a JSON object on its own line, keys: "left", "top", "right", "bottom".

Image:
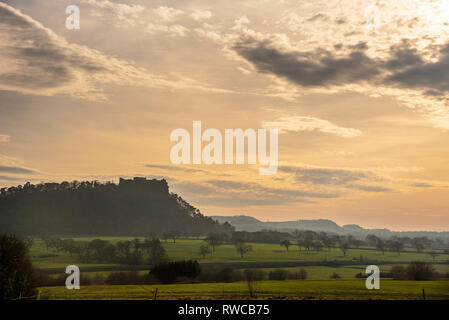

{"left": 414, "top": 242, "right": 425, "bottom": 253}
{"left": 376, "top": 239, "right": 386, "bottom": 255}
{"left": 0, "top": 178, "right": 233, "bottom": 237}
{"left": 312, "top": 240, "right": 324, "bottom": 252}
{"left": 412, "top": 237, "right": 430, "bottom": 253}
{"left": 61, "top": 239, "right": 78, "bottom": 257}
{"left": 319, "top": 233, "right": 333, "bottom": 251}
{"left": 280, "top": 240, "right": 291, "bottom": 252}
{"left": 292, "top": 229, "right": 301, "bottom": 240}
{"left": 164, "top": 231, "right": 180, "bottom": 244}
{"left": 303, "top": 231, "right": 315, "bottom": 253}
{"left": 340, "top": 242, "right": 350, "bottom": 257}
{"left": 0, "top": 234, "right": 36, "bottom": 300}
{"left": 365, "top": 234, "right": 380, "bottom": 247}
{"left": 390, "top": 241, "right": 404, "bottom": 256}
{"left": 132, "top": 238, "right": 141, "bottom": 252}
{"left": 205, "top": 233, "right": 223, "bottom": 252}
{"left": 147, "top": 238, "right": 168, "bottom": 266}
{"left": 41, "top": 236, "right": 51, "bottom": 251}
{"left": 235, "top": 241, "right": 252, "bottom": 259}
{"left": 199, "top": 245, "right": 211, "bottom": 259}
{"left": 115, "top": 241, "right": 132, "bottom": 263}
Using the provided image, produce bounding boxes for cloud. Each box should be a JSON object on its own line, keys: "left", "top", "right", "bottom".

{"left": 0, "top": 3, "right": 230, "bottom": 100}
{"left": 145, "top": 164, "right": 206, "bottom": 173}
{"left": 153, "top": 6, "right": 183, "bottom": 22}
{"left": 191, "top": 9, "right": 212, "bottom": 21}
{"left": 385, "top": 42, "right": 449, "bottom": 94}
{"left": 146, "top": 23, "right": 189, "bottom": 37}
{"left": 232, "top": 34, "right": 381, "bottom": 87}
{"left": 81, "top": 0, "right": 145, "bottom": 27}
{"left": 347, "top": 184, "right": 393, "bottom": 193}
{"left": 0, "top": 175, "right": 22, "bottom": 182}
{"left": 412, "top": 182, "right": 433, "bottom": 188}
{"left": 279, "top": 165, "right": 368, "bottom": 186}
{"left": 205, "top": 179, "right": 338, "bottom": 199}
{"left": 277, "top": 164, "right": 439, "bottom": 194}
{"left": 0, "top": 135, "right": 10, "bottom": 143}
{"left": 237, "top": 67, "right": 251, "bottom": 75}
{"left": 277, "top": 12, "right": 302, "bottom": 32}
{"left": 232, "top": 15, "right": 251, "bottom": 30}
{"left": 0, "top": 165, "right": 35, "bottom": 175}
{"left": 194, "top": 195, "right": 314, "bottom": 207}
{"left": 262, "top": 116, "right": 362, "bottom": 137}
{"left": 229, "top": 30, "right": 449, "bottom": 129}
{"left": 173, "top": 179, "right": 324, "bottom": 207}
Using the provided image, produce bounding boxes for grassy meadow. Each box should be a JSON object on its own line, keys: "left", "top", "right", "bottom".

{"left": 30, "top": 237, "right": 449, "bottom": 299}
{"left": 39, "top": 280, "right": 449, "bottom": 300}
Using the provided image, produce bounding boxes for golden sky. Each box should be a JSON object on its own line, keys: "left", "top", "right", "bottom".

{"left": 0, "top": 0, "right": 449, "bottom": 231}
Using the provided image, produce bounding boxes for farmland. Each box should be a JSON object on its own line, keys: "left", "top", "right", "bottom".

{"left": 28, "top": 236, "right": 449, "bottom": 299}
{"left": 39, "top": 280, "right": 449, "bottom": 300}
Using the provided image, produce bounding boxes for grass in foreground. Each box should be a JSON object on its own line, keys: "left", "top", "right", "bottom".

{"left": 39, "top": 279, "right": 449, "bottom": 300}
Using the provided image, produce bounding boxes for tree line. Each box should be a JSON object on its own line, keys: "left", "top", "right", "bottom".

{"left": 196, "top": 229, "right": 447, "bottom": 260}
{"left": 0, "top": 178, "right": 234, "bottom": 236}
{"left": 41, "top": 236, "right": 168, "bottom": 266}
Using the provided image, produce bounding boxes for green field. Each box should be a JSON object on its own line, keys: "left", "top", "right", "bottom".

{"left": 38, "top": 280, "right": 449, "bottom": 300}
{"left": 30, "top": 237, "right": 449, "bottom": 268}
{"left": 30, "top": 237, "right": 449, "bottom": 299}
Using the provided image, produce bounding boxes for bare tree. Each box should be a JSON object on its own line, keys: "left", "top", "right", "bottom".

{"left": 205, "top": 233, "right": 223, "bottom": 252}
{"left": 235, "top": 241, "right": 252, "bottom": 259}
{"left": 199, "top": 245, "right": 211, "bottom": 259}
{"left": 280, "top": 240, "right": 291, "bottom": 252}
{"left": 340, "top": 242, "right": 349, "bottom": 257}
{"left": 243, "top": 269, "right": 264, "bottom": 298}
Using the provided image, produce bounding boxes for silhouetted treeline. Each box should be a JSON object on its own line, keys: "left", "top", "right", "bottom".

{"left": 0, "top": 177, "right": 234, "bottom": 236}
{"left": 390, "top": 262, "right": 440, "bottom": 280}
{"left": 42, "top": 237, "right": 168, "bottom": 266}
{"left": 198, "top": 229, "right": 447, "bottom": 261}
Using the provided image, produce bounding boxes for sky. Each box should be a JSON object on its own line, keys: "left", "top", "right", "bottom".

{"left": 0, "top": 0, "right": 449, "bottom": 231}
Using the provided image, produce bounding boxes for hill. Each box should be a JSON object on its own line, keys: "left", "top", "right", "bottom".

{"left": 210, "top": 215, "right": 449, "bottom": 240}
{"left": 0, "top": 177, "right": 232, "bottom": 236}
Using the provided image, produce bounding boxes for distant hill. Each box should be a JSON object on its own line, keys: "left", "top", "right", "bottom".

{"left": 0, "top": 177, "right": 233, "bottom": 236}
{"left": 210, "top": 215, "right": 449, "bottom": 240}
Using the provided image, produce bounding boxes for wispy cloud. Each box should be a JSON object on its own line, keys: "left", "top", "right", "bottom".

{"left": 262, "top": 116, "right": 362, "bottom": 137}
{"left": 172, "top": 179, "right": 334, "bottom": 207}
{"left": 0, "top": 165, "right": 36, "bottom": 175}
{"left": 81, "top": 0, "right": 145, "bottom": 27}
{"left": 146, "top": 23, "right": 189, "bottom": 37}
{"left": 0, "top": 135, "right": 10, "bottom": 143}
{"left": 0, "top": 3, "right": 231, "bottom": 100}
{"left": 145, "top": 164, "right": 207, "bottom": 173}
{"left": 153, "top": 6, "right": 184, "bottom": 22}
{"left": 191, "top": 9, "right": 212, "bottom": 21}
